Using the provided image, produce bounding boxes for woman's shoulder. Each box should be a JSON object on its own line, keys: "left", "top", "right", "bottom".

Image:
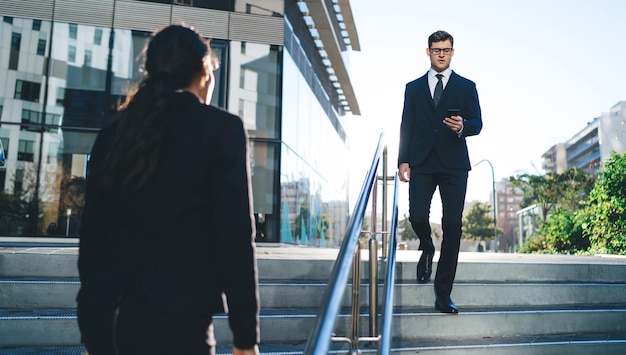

{"left": 190, "top": 100, "right": 245, "bottom": 131}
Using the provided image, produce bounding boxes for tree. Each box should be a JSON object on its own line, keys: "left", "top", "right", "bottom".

{"left": 398, "top": 213, "right": 417, "bottom": 241}
{"left": 579, "top": 151, "right": 626, "bottom": 254}
{"left": 509, "top": 169, "right": 595, "bottom": 221}
{"left": 462, "top": 202, "right": 500, "bottom": 241}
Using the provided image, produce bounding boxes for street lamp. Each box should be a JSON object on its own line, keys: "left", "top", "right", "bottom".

{"left": 473, "top": 159, "right": 497, "bottom": 252}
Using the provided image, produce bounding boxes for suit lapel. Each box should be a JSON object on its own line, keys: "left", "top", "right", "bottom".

{"left": 417, "top": 72, "right": 436, "bottom": 109}
{"left": 438, "top": 71, "right": 458, "bottom": 107}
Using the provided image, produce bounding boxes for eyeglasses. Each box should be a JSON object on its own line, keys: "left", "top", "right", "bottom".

{"left": 430, "top": 48, "right": 452, "bottom": 55}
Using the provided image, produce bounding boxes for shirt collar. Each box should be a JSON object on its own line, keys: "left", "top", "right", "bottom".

{"left": 429, "top": 67, "right": 452, "bottom": 79}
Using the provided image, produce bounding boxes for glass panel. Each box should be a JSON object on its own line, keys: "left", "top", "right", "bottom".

{"left": 280, "top": 51, "right": 349, "bottom": 247}
{"left": 94, "top": 28, "right": 103, "bottom": 45}
{"left": 0, "top": 123, "right": 95, "bottom": 236}
{"left": 208, "top": 41, "right": 227, "bottom": 108}
{"left": 228, "top": 41, "right": 281, "bottom": 139}
{"left": 69, "top": 23, "right": 78, "bottom": 39}
{"left": 11, "top": 32, "right": 21, "bottom": 50}
{"left": 40, "top": 128, "right": 95, "bottom": 237}
{"left": 250, "top": 140, "right": 279, "bottom": 242}
{"left": 49, "top": 22, "right": 111, "bottom": 128}
{"left": 108, "top": 29, "right": 150, "bottom": 114}
{"left": 108, "top": 30, "right": 228, "bottom": 113}
{"left": 0, "top": 125, "right": 40, "bottom": 235}
{"left": 37, "top": 39, "right": 47, "bottom": 56}
{"left": 234, "top": 0, "right": 283, "bottom": 16}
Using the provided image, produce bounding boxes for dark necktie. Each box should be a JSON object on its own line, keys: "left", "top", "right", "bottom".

{"left": 433, "top": 74, "right": 443, "bottom": 106}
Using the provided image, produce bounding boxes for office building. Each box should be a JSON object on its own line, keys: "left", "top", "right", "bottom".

{"left": 495, "top": 178, "right": 524, "bottom": 252}
{"left": 542, "top": 101, "right": 626, "bottom": 174}
{"left": 0, "top": 0, "right": 361, "bottom": 245}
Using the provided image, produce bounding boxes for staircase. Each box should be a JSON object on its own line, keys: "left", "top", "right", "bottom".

{"left": 1, "top": 246, "right": 626, "bottom": 354}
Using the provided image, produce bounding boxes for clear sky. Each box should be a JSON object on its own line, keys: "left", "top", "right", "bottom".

{"left": 345, "top": 0, "right": 626, "bottom": 222}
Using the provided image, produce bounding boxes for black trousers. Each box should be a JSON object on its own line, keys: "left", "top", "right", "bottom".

{"left": 409, "top": 151, "right": 468, "bottom": 299}
{"left": 77, "top": 302, "right": 215, "bottom": 355}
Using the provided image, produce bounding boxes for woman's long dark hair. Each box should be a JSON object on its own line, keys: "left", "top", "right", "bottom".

{"left": 97, "top": 24, "right": 211, "bottom": 194}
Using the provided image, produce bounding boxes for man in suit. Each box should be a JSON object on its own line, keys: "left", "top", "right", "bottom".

{"left": 398, "top": 30, "right": 482, "bottom": 313}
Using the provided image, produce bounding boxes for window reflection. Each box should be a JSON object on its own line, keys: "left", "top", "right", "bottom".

{"left": 0, "top": 17, "right": 104, "bottom": 236}
{"left": 228, "top": 41, "right": 281, "bottom": 139}
{"left": 250, "top": 141, "right": 279, "bottom": 242}
{"left": 279, "top": 48, "right": 349, "bottom": 247}
{"left": 0, "top": 16, "right": 234, "bottom": 237}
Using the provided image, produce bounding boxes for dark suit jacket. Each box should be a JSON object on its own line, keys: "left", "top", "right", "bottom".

{"left": 77, "top": 92, "right": 259, "bottom": 348}
{"left": 398, "top": 71, "right": 482, "bottom": 170}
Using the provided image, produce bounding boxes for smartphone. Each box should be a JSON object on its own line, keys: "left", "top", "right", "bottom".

{"left": 447, "top": 109, "right": 460, "bottom": 117}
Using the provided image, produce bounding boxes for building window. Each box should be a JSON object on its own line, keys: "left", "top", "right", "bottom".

{"left": 4, "top": 16, "right": 13, "bottom": 24}
{"left": 46, "top": 113, "right": 61, "bottom": 126}
{"left": 84, "top": 50, "right": 92, "bottom": 67}
{"left": 94, "top": 28, "right": 103, "bottom": 45}
{"left": 14, "top": 168, "right": 24, "bottom": 192}
{"left": 0, "top": 138, "right": 8, "bottom": 157}
{"left": 32, "top": 19, "right": 42, "bottom": 31}
{"left": 56, "top": 88, "right": 66, "bottom": 106}
{"left": 11, "top": 32, "right": 21, "bottom": 51}
{"left": 14, "top": 80, "right": 41, "bottom": 103}
{"left": 0, "top": 168, "right": 6, "bottom": 189}
{"left": 69, "top": 23, "right": 78, "bottom": 39}
{"left": 17, "top": 140, "right": 35, "bottom": 162}
{"left": 37, "top": 39, "right": 46, "bottom": 56}
{"left": 22, "top": 109, "right": 42, "bottom": 125}
{"left": 68, "top": 45, "right": 76, "bottom": 62}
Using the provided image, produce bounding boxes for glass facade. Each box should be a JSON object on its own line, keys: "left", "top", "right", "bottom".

{"left": 0, "top": 17, "right": 228, "bottom": 237}
{"left": 0, "top": 1, "right": 353, "bottom": 247}
{"left": 279, "top": 22, "right": 349, "bottom": 247}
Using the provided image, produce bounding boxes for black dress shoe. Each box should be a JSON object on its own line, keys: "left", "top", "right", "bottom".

{"left": 416, "top": 251, "right": 433, "bottom": 283}
{"left": 435, "top": 296, "right": 459, "bottom": 314}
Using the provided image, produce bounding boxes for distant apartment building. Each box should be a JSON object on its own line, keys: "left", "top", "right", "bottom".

{"left": 495, "top": 178, "right": 524, "bottom": 252}
{"left": 0, "top": 0, "right": 361, "bottom": 246}
{"left": 542, "top": 101, "right": 626, "bottom": 174}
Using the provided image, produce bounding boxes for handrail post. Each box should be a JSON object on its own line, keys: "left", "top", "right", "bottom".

{"left": 371, "top": 177, "right": 377, "bottom": 246}
{"left": 368, "top": 165, "right": 379, "bottom": 343}
{"left": 381, "top": 146, "right": 388, "bottom": 260}
{"left": 368, "top": 236, "right": 378, "bottom": 338}
{"left": 350, "top": 243, "right": 362, "bottom": 353}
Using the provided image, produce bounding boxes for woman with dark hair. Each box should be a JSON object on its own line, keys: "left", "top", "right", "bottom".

{"left": 77, "top": 24, "right": 260, "bottom": 355}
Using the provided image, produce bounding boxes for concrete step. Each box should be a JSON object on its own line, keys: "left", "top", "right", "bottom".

{"left": 2, "top": 278, "right": 626, "bottom": 310}
{"left": 3, "top": 336, "right": 626, "bottom": 355}
{"left": 2, "top": 248, "right": 626, "bottom": 353}
{"left": 5, "top": 335, "right": 626, "bottom": 355}
{"left": 2, "top": 307, "right": 626, "bottom": 348}
{"left": 2, "top": 251, "right": 626, "bottom": 283}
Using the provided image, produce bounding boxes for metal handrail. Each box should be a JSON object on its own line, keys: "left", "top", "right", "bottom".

{"left": 377, "top": 173, "right": 400, "bottom": 354}
{"left": 303, "top": 133, "right": 385, "bottom": 354}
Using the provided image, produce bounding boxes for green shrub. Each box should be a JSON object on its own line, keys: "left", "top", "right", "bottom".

{"left": 539, "top": 208, "right": 588, "bottom": 254}
{"left": 579, "top": 152, "right": 626, "bottom": 255}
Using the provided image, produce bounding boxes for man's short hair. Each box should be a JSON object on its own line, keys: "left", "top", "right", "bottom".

{"left": 428, "top": 30, "right": 454, "bottom": 48}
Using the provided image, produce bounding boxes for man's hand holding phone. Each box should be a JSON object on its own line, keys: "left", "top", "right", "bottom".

{"left": 443, "top": 108, "right": 463, "bottom": 134}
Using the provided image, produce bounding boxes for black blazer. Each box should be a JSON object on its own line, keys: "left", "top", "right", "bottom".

{"left": 77, "top": 92, "right": 259, "bottom": 348}
{"left": 398, "top": 71, "right": 482, "bottom": 170}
